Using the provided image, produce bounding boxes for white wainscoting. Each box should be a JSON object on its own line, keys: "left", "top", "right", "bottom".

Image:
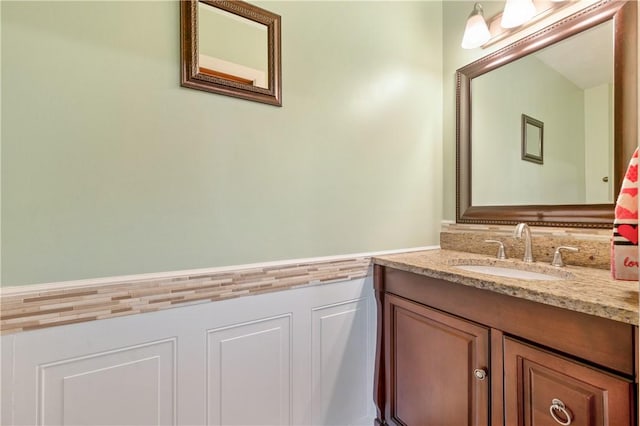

{"left": 1, "top": 277, "right": 375, "bottom": 426}
{"left": 311, "top": 299, "right": 372, "bottom": 425}
{"left": 207, "top": 315, "right": 292, "bottom": 426}
{"left": 40, "top": 339, "right": 177, "bottom": 426}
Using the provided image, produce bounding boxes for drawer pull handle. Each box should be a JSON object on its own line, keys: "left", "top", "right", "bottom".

{"left": 549, "top": 398, "right": 572, "bottom": 425}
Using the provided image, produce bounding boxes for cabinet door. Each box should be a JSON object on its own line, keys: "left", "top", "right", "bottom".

{"left": 504, "top": 337, "right": 634, "bottom": 426}
{"left": 384, "top": 294, "right": 490, "bottom": 426}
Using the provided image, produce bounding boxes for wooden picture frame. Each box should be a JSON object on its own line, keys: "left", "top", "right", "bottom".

{"left": 521, "top": 114, "right": 544, "bottom": 165}
{"left": 181, "top": 0, "right": 282, "bottom": 106}
{"left": 455, "top": 0, "right": 637, "bottom": 228}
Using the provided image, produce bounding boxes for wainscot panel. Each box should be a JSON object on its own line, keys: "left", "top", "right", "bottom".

{"left": 1, "top": 276, "right": 376, "bottom": 426}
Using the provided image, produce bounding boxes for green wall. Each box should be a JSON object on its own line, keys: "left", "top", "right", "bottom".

{"left": 1, "top": 1, "right": 443, "bottom": 286}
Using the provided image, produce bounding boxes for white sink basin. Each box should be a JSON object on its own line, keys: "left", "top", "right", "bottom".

{"left": 453, "top": 265, "right": 563, "bottom": 281}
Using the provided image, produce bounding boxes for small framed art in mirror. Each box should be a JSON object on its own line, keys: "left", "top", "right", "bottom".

{"left": 180, "top": 0, "right": 282, "bottom": 106}
{"left": 521, "top": 114, "right": 543, "bottom": 165}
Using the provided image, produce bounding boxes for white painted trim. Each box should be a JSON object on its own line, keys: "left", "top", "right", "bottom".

{"left": 0, "top": 246, "right": 438, "bottom": 296}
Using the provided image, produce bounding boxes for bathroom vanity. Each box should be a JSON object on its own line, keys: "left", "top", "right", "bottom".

{"left": 372, "top": 250, "right": 638, "bottom": 426}
{"left": 374, "top": 0, "right": 640, "bottom": 420}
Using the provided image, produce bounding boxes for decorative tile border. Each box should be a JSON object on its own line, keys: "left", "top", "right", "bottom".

{"left": 440, "top": 222, "right": 612, "bottom": 269}
{"left": 0, "top": 257, "right": 371, "bottom": 335}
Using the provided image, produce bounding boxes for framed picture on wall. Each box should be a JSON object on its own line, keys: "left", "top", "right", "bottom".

{"left": 521, "top": 114, "right": 544, "bottom": 165}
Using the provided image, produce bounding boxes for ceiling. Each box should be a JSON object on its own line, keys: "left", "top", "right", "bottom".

{"left": 534, "top": 20, "right": 613, "bottom": 89}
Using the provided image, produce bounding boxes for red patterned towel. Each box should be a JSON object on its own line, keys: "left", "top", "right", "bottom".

{"left": 611, "top": 148, "right": 639, "bottom": 280}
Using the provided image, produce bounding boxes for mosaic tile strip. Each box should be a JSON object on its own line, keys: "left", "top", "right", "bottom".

{"left": 440, "top": 222, "right": 611, "bottom": 269}
{"left": 0, "top": 257, "right": 372, "bottom": 335}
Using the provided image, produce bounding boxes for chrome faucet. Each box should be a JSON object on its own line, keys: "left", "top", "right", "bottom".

{"left": 514, "top": 223, "right": 534, "bottom": 263}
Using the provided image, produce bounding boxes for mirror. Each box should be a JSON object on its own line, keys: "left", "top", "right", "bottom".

{"left": 472, "top": 20, "right": 614, "bottom": 206}
{"left": 181, "top": 0, "right": 282, "bottom": 106}
{"left": 456, "top": 0, "right": 637, "bottom": 228}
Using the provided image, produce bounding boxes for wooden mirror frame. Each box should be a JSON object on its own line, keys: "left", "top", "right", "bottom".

{"left": 456, "top": 0, "right": 637, "bottom": 228}
{"left": 181, "top": 0, "right": 282, "bottom": 106}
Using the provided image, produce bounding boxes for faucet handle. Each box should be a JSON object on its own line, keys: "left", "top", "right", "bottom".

{"left": 551, "top": 246, "right": 579, "bottom": 267}
{"left": 485, "top": 240, "right": 507, "bottom": 260}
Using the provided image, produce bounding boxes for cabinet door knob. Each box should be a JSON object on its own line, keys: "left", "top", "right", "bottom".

{"left": 473, "top": 368, "right": 487, "bottom": 380}
{"left": 549, "top": 398, "right": 572, "bottom": 425}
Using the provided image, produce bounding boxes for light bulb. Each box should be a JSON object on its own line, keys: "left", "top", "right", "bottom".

{"left": 501, "top": 0, "right": 537, "bottom": 28}
{"left": 461, "top": 3, "right": 491, "bottom": 49}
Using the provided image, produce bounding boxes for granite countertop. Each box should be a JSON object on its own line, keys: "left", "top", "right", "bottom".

{"left": 373, "top": 249, "right": 638, "bottom": 325}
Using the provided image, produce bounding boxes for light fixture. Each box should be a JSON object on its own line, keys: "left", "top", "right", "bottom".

{"left": 501, "top": 0, "right": 537, "bottom": 28}
{"left": 461, "top": 3, "right": 491, "bottom": 49}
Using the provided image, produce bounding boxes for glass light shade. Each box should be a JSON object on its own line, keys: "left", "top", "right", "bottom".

{"left": 501, "top": 0, "right": 537, "bottom": 28}
{"left": 461, "top": 5, "right": 491, "bottom": 49}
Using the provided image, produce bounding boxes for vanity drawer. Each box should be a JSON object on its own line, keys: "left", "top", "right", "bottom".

{"left": 503, "top": 337, "right": 634, "bottom": 426}
{"left": 380, "top": 267, "right": 635, "bottom": 376}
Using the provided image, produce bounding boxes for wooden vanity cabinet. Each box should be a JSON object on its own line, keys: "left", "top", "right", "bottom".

{"left": 383, "top": 294, "right": 490, "bottom": 425}
{"left": 373, "top": 265, "right": 637, "bottom": 426}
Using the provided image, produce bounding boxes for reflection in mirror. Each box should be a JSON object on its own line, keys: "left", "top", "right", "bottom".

{"left": 456, "top": 0, "right": 637, "bottom": 228}
{"left": 521, "top": 114, "right": 543, "bottom": 166}
{"left": 471, "top": 21, "right": 613, "bottom": 206}
{"left": 198, "top": 2, "right": 268, "bottom": 88}
{"left": 181, "top": 0, "right": 281, "bottom": 106}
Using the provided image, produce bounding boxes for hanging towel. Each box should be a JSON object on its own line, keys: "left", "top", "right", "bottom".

{"left": 611, "top": 148, "right": 639, "bottom": 280}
